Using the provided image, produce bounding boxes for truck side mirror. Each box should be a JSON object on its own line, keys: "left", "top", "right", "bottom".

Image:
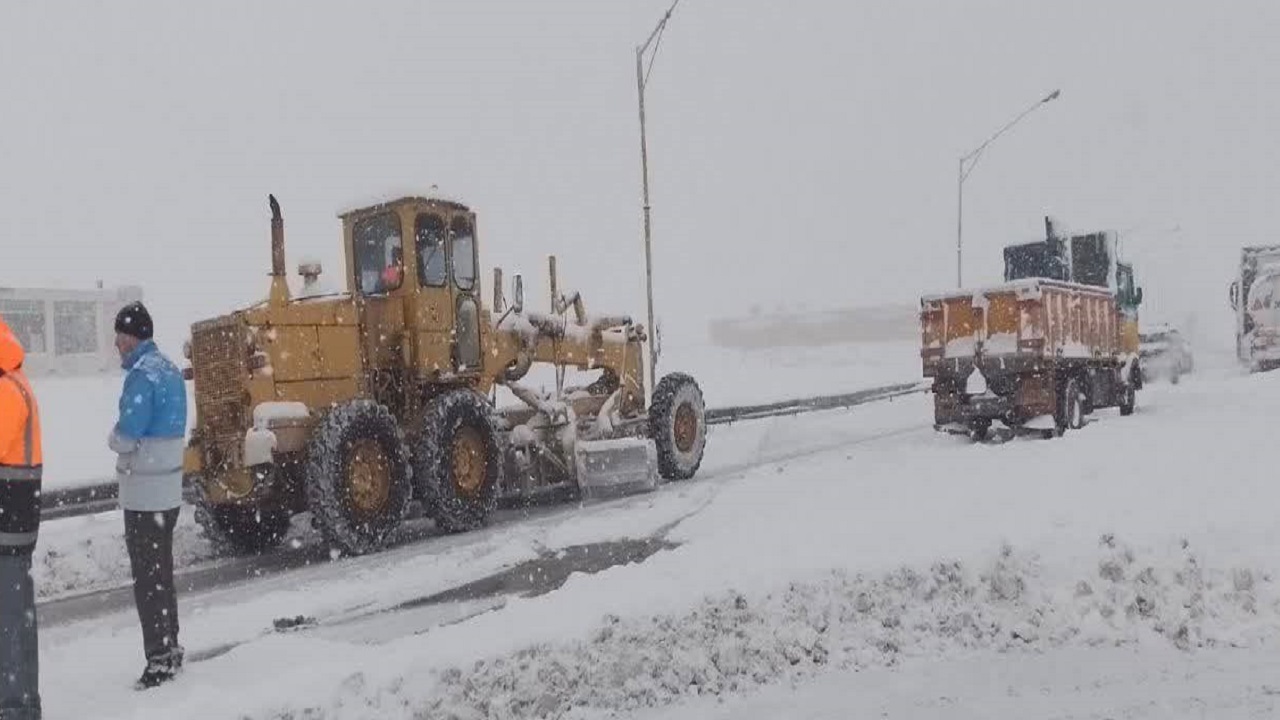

{"left": 1230, "top": 281, "right": 1239, "bottom": 311}
{"left": 513, "top": 274, "right": 524, "bottom": 314}
{"left": 1135, "top": 287, "right": 1144, "bottom": 305}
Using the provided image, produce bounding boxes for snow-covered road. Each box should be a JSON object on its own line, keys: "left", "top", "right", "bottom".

{"left": 31, "top": 361, "right": 1280, "bottom": 720}
{"left": 32, "top": 377, "right": 927, "bottom": 609}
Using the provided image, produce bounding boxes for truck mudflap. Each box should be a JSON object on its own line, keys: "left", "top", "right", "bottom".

{"left": 934, "top": 392, "right": 1016, "bottom": 427}
{"left": 1120, "top": 354, "right": 1142, "bottom": 387}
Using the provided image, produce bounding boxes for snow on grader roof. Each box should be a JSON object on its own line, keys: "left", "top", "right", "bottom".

{"left": 336, "top": 188, "right": 469, "bottom": 218}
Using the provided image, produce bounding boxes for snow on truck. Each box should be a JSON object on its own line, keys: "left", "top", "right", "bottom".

{"left": 921, "top": 218, "right": 1144, "bottom": 439}
{"left": 180, "top": 194, "right": 707, "bottom": 556}
{"left": 1229, "top": 245, "right": 1280, "bottom": 372}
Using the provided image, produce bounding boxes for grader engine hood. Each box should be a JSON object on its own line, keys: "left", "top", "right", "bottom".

{"left": 183, "top": 298, "right": 357, "bottom": 490}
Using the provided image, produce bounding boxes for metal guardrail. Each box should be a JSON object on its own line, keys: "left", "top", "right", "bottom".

{"left": 41, "top": 480, "right": 200, "bottom": 522}
{"left": 41, "top": 381, "right": 928, "bottom": 522}
{"left": 705, "top": 382, "right": 925, "bottom": 425}
{"left": 41, "top": 483, "right": 119, "bottom": 522}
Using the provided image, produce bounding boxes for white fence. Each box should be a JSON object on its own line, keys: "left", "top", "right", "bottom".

{"left": 0, "top": 285, "right": 143, "bottom": 377}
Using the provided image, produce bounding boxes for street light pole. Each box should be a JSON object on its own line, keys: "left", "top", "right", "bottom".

{"left": 956, "top": 89, "right": 1061, "bottom": 288}
{"left": 636, "top": 0, "right": 681, "bottom": 399}
{"left": 957, "top": 157, "right": 964, "bottom": 289}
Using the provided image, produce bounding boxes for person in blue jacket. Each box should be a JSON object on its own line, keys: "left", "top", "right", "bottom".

{"left": 107, "top": 302, "right": 188, "bottom": 690}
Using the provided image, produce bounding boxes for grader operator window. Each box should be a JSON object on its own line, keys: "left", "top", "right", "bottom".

{"left": 353, "top": 212, "right": 404, "bottom": 295}
{"left": 451, "top": 216, "right": 477, "bottom": 291}
{"left": 416, "top": 214, "right": 448, "bottom": 287}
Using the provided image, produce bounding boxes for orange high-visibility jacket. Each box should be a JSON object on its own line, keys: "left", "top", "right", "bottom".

{"left": 0, "top": 317, "right": 41, "bottom": 553}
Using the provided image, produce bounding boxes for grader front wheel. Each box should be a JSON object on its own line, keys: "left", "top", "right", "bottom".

{"left": 650, "top": 373, "right": 707, "bottom": 480}
{"left": 304, "top": 400, "right": 412, "bottom": 556}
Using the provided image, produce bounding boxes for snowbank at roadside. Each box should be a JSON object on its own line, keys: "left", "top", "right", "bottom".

{"left": 33, "top": 506, "right": 213, "bottom": 601}
{"left": 419, "top": 537, "right": 1278, "bottom": 720}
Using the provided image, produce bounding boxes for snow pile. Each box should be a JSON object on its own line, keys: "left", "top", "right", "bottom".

{"left": 33, "top": 507, "right": 212, "bottom": 601}
{"left": 243, "top": 534, "right": 1280, "bottom": 720}
{"left": 407, "top": 537, "right": 1276, "bottom": 720}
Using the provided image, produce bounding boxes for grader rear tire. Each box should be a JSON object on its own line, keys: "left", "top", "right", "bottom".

{"left": 415, "top": 389, "right": 503, "bottom": 534}
{"left": 650, "top": 373, "right": 707, "bottom": 480}
{"left": 304, "top": 400, "right": 412, "bottom": 556}
{"left": 1119, "top": 383, "right": 1137, "bottom": 416}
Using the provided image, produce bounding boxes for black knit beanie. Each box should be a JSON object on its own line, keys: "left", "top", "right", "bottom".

{"left": 114, "top": 301, "right": 154, "bottom": 341}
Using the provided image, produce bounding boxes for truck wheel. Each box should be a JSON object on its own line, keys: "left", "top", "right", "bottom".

{"left": 305, "top": 400, "right": 412, "bottom": 555}
{"left": 1054, "top": 378, "right": 1084, "bottom": 436}
{"left": 650, "top": 373, "right": 707, "bottom": 480}
{"left": 969, "top": 420, "right": 990, "bottom": 442}
{"left": 415, "top": 389, "right": 503, "bottom": 534}
{"left": 194, "top": 500, "right": 291, "bottom": 556}
{"left": 1119, "top": 383, "right": 1137, "bottom": 416}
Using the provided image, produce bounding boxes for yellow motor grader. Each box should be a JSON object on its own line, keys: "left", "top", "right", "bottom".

{"left": 181, "top": 194, "right": 707, "bottom": 556}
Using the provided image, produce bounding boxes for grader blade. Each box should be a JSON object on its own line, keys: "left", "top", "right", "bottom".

{"left": 574, "top": 438, "right": 659, "bottom": 499}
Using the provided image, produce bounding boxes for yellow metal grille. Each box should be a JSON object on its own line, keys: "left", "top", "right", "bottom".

{"left": 191, "top": 316, "right": 248, "bottom": 469}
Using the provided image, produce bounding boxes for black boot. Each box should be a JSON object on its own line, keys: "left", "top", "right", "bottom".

{"left": 134, "top": 646, "right": 184, "bottom": 691}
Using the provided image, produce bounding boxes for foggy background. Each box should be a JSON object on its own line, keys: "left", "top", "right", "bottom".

{"left": 3, "top": 0, "right": 1276, "bottom": 355}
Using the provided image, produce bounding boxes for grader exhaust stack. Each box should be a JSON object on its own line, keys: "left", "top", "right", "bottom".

{"left": 268, "top": 194, "right": 291, "bottom": 306}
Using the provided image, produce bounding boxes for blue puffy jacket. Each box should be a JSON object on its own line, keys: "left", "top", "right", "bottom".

{"left": 110, "top": 340, "right": 188, "bottom": 510}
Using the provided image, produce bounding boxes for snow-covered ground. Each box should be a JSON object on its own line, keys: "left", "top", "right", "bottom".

{"left": 33, "top": 506, "right": 212, "bottom": 601}
{"left": 31, "top": 374, "right": 132, "bottom": 491}
{"left": 662, "top": 338, "right": 919, "bottom": 406}
{"left": 641, "top": 645, "right": 1280, "bottom": 719}
{"left": 27, "top": 333, "right": 920, "bottom": 611}
{"left": 31, "top": 353, "right": 1280, "bottom": 720}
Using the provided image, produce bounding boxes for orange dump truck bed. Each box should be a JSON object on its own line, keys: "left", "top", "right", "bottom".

{"left": 921, "top": 279, "right": 1120, "bottom": 371}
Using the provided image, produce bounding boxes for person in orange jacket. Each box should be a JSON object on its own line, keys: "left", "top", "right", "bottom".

{"left": 380, "top": 246, "right": 404, "bottom": 291}
{"left": 0, "top": 316, "right": 42, "bottom": 719}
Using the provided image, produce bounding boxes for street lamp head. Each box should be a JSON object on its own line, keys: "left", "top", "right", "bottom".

{"left": 1043, "top": 89, "right": 1061, "bottom": 103}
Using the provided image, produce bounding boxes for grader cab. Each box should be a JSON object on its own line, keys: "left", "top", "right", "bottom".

{"left": 182, "top": 194, "right": 707, "bottom": 556}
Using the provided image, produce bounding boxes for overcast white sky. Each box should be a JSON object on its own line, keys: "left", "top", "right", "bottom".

{"left": 3, "top": 1, "right": 1278, "bottom": 351}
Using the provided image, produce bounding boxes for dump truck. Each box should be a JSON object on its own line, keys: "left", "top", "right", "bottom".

{"left": 921, "top": 218, "right": 1144, "bottom": 439}
{"left": 1229, "top": 245, "right": 1280, "bottom": 372}
{"left": 181, "top": 193, "right": 707, "bottom": 556}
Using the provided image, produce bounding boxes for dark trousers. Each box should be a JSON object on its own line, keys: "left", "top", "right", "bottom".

{"left": 0, "top": 554, "right": 40, "bottom": 719}
{"left": 124, "top": 509, "right": 181, "bottom": 662}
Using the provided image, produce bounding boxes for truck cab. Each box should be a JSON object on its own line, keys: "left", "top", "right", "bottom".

{"left": 1230, "top": 246, "right": 1280, "bottom": 371}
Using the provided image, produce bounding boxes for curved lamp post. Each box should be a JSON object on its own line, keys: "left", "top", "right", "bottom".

{"left": 956, "top": 89, "right": 1061, "bottom": 287}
